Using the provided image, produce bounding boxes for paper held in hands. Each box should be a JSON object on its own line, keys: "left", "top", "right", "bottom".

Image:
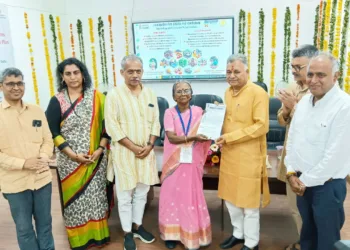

{"left": 197, "top": 103, "right": 226, "bottom": 140}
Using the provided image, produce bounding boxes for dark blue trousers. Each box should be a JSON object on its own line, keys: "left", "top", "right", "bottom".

{"left": 297, "top": 179, "right": 346, "bottom": 250}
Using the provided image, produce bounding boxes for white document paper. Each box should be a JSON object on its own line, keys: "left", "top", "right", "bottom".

{"left": 197, "top": 103, "right": 226, "bottom": 140}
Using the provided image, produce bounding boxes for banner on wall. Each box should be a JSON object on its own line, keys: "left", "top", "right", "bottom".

{"left": 0, "top": 4, "right": 14, "bottom": 102}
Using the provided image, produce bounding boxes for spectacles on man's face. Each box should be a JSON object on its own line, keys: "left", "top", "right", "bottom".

{"left": 291, "top": 64, "right": 307, "bottom": 72}
{"left": 2, "top": 81, "right": 25, "bottom": 89}
{"left": 175, "top": 89, "right": 191, "bottom": 95}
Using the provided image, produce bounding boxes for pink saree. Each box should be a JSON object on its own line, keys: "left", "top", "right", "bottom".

{"left": 159, "top": 106, "right": 212, "bottom": 250}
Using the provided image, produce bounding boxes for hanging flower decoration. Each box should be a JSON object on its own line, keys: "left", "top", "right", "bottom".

{"left": 40, "top": 14, "right": 55, "bottom": 97}
{"left": 337, "top": 0, "right": 349, "bottom": 87}
{"left": 24, "top": 12, "right": 39, "bottom": 105}
{"left": 124, "top": 16, "right": 129, "bottom": 56}
{"left": 257, "top": 9, "right": 265, "bottom": 83}
{"left": 77, "top": 19, "right": 86, "bottom": 64}
{"left": 108, "top": 15, "right": 117, "bottom": 86}
{"left": 282, "top": 7, "right": 292, "bottom": 82}
{"left": 238, "top": 10, "right": 246, "bottom": 54}
{"left": 320, "top": 1, "right": 328, "bottom": 50}
{"left": 322, "top": 0, "right": 332, "bottom": 51}
{"left": 345, "top": 40, "right": 350, "bottom": 93}
{"left": 247, "top": 12, "right": 252, "bottom": 73}
{"left": 295, "top": 4, "right": 300, "bottom": 48}
{"left": 88, "top": 18, "right": 98, "bottom": 89}
{"left": 328, "top": 0, "right": 338, "bottom": 52}
{"left": 317, "top": 1, "right": 324, "bottom": 48}
{"left": 98, "top": 17, "right": 109, "bottom": 85}
{"left": 313, "top": 5, "right": 320, "bottom": 47}
{"left": 49, "top": 14, "right": 59, "bottom": 66}
{"left": 206, "top": 143, "right": 221, "bottom": 167}
{"left": 56, "top": 16, "right": 65, "bottom": 61}
{"left": 332, "top": 0, "right": 343, "bottom": 58}
{"left": 69, "top": 24, "right": 75, "bottom": 57}
{"left": 270, "top": 8, "right": 277, "bottom": 96}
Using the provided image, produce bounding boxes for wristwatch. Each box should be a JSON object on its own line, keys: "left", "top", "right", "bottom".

{"left": 147, "top": 141, "right": 154, "bottom": 148}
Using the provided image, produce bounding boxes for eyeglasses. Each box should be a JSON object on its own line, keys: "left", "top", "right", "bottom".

{"left": 3, "top": 81, "right": 25, "bottom": 89}
{"left": 175, "top": 89, "right": 191, "bottom": 95}
{"left": 291, "top": 64, "right": 307, "bottom": 72}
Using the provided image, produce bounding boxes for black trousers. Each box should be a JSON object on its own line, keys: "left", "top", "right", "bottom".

{"left": 297, "top": 179, "right": 347, "bottom": 250}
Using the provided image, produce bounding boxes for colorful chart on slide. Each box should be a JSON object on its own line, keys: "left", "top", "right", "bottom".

{"left": 132, "top": 18, "right": 234, "bottom": 80}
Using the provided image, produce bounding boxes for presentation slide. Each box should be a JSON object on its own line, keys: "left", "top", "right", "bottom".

{"left": 132, "top": 18, "right": 234, "bottom": 80}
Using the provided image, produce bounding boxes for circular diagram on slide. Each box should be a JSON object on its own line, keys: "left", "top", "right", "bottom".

{"left": 179, "top": 58, "right": 188, "bottom": 68}
{"left": 164, "top": 50, "right": 173, "bottom": 59}
{"left": 198, "top": 58, "right": 207, "bottom": 67}
{"left": 166, "top": 68, "right": 172, "bottom": 74}
{"left": 174, "top": 67, "right": 183, "bottom": 75}
{"left": 183, "top": 49, "right": 192, "bottom": 59}
{"left": 210, "top": 56, "right": 219, "bottom": 69}
{"left": 175, "top": 50, "right": 183, "bottom": 59}
{"left": 149, "top": 58, "right": 157, "bottom": 70}
{"left": 188, "top": 58, "right": 197, "bottom": 67}
{"left": 193, "top": 49, "right": 202, "bottom": 59}
{"left": 184, "top": 68, "right": 192, "bottom": 74}
{"left": 169, "top": 58, "right": 178, "bottom": 68}
{"left": 160, "top": 59, "right": 169, "bottom": 68}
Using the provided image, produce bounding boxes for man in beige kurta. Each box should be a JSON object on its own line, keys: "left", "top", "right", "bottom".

{"left": 276, "top": 44, "right": 318, "bottom": 250}
{"left": 105, "top": 55, "right": 160, "bottom": 250}
{"left": 216, "top": 54, "right": 269, "bottom": 250}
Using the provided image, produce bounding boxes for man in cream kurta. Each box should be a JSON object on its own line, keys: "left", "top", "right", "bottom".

{"left": 105, "top": 55, "right": 160, "bottom": 250}
{"left": 216, "top": 54, "right": 269, "bottom": 250}
{"left": 276, "top": 44, "right": 318, "bottom": 250}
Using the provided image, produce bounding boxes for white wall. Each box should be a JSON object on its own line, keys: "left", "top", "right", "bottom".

{"left": 1, "top": 0, "right": 323, "bottom": 108}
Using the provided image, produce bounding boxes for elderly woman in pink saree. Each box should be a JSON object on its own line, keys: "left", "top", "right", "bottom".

{"left": 159, "top": 81, "right": 212, "bottom": 250}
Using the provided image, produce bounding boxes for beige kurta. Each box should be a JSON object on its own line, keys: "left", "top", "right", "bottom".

{"left": 218, "top": 81, "right": 270, "bottom": 208}
{"left": 105, "top": 84, "right": 160, "bottom": 191}
{"left": 276, "top": 83, "right": 309, "bottom": 182}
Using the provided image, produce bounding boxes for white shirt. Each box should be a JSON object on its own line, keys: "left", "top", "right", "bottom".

{"left": 285, "top": 84, "right": 350, "bottom": 187}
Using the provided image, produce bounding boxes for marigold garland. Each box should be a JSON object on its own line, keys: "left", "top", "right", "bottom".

{"left": 270, "top": 8, "right": 277, "bottom": 96}
{"left": 88, "top": 18, "right": 98, "bottom": 89}
{"left": 322, "top": 0, "right": 332, "bottom": 51}
{"left": 283, "top": 7, "right": 292, "bottom": 82}
{"left": 295, "top": 4, "right": 300, "bottom": 48}
{"left": 40, "top": 14, "right": 54, "bottom": 97}
{"left": 77, "top": 19, "right": 86, "bottom": 64}
{"left": 328, "top": 0, "right": 338, "bottom": 51}
{"left": 124, "top": 16, "right": 129, "bottom": 56}
{"left": 69, "top": 24, "right": 76, "bottom": 57}
{"left": 247, "top": 12, "right": 252, "bottom": 73}
{"left": 257, "top": 9, "right": 265, "bottom": 83}
{"left": 320, "top": 1, "right": 328, "bottom": 50}
{"left": 108, "top": 15, "right": 117, "bottom": 86}
{"left": 239, "top": 10, "right": 246, "bottom": 54}
{"left": 24, "top": 12, "right": 39, "bottom": 105}
{"left": 345, "top": 40, "right": 350, "bottom": 93}
{"left": 338, "top": 0, "right": 350, "bottom": 87}
{"left": 49, "top": 14, "right": 59, "bottom": 66}
{"left": 98, "top": 17, "right": 108, "bottom": 85}
{"left": 332, "top": 0, "right": 343, "bottom": 58}
{"left": 313, "top": 5, "right": 320, "bottom": 47}
{"left": 317, "top": 1, "right": 324, "bottom": 48}
{"left": 56, "top": 16, "right": 65, "bottom": 61}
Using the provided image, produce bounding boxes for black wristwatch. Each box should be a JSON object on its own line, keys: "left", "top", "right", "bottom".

{"left": 147, "top": 141, "right": 154, "bottom": 148}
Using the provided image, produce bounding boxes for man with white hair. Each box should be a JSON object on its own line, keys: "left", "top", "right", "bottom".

{"left": 216, "top": 54, "right": 270, "bottom": 250}
{"left": 285, "top": 52, "right": 350, "bottom": 250}
{"left": 105, "top": 54, "right": 160, "bottom": 250}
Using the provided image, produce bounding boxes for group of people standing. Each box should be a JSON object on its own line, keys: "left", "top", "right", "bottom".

{"left": 0, "top": 44, "right": 349, "bottom": 250}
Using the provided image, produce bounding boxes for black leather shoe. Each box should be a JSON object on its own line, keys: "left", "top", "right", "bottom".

{"left": 220, "top": 235, "right": 244, "bottom": 249}
{"left": 241, "top": 245, "right": 259, "bottom": 250}
{"left": 165, "top": 240, "right": 177, "bottom": 249}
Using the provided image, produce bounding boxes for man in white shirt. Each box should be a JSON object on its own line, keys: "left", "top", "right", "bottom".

{"left": 285, "top": 52, "right": 350, "bottom": 250}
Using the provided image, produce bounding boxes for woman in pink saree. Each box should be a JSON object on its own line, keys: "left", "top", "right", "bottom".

{"left": 159, "top": 81, "right": 212, "bottom": 250}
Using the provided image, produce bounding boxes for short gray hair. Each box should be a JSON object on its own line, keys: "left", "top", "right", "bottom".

{"left": 0, "top": 67, "right": 24, "bottom": 83}
{"left": 308, "top": 51, "right": 340, "bottom": 75}
{"left": 226, "top": 54, "right": 248, "bottom": 69}
{"left": 121, "top": 54, "right": 143, "bottom": 70}
{"left": 292, "top": 44, "right": 318, "bottom": 59}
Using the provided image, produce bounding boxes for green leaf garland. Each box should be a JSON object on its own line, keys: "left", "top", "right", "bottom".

{"left": 98, "top": 17, "right": 109, "bottom": 85}
{"left": 49, "top": 15, "right": 59, "bottom": 66}
{"left": 257, "top": 9, "right": 265, "bottom": 83}
{"left": 77, "top": 19, "right": 86, "bottom": 64}
{"left": 283, "top": 7, "right": 292, "bottom": 82}
{"left": 239, "top": 10, "right": 246, "bottom": 54}
{"left": 320, "top": 1, "right": 327, "bottom": 50}
{"left": 314, "top": 5, "right": 320, "bottom": 47}
{"left": 328, "top": 0, "right": 338, "bottom": 51}
{"left": 338, "top": 0, "right": 350, "bottom": 87}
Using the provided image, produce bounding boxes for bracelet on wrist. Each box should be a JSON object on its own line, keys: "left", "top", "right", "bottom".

{"left": 286, "top": 172, "right": 297, "bottom": 180}
{"left": 98, "top": 145, "right": 105, "bottom": 151}
{"left": 147, "top": 141, "right": 154, "bottom": 148}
